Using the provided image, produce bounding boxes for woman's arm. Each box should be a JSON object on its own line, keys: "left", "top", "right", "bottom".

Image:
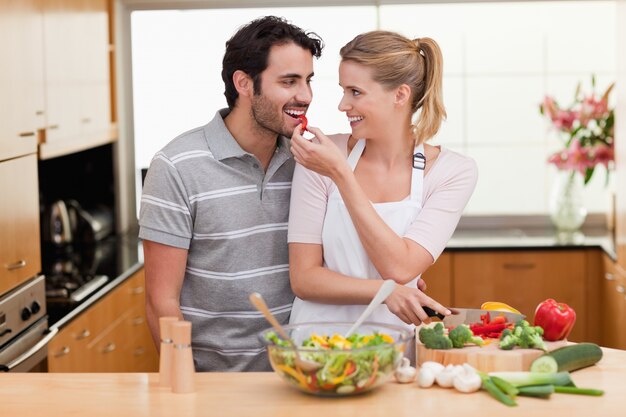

{"left": 290, "top": 242, "right": 450, "bottom": 325}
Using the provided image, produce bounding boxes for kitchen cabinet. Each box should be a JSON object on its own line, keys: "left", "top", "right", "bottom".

{"left": 421, "top": 252, "right": 452, "bottom": 306}
{"left": 0, "top": 0, "right": 45, "bottom": 161}
{"left": 38, "top": 0, "right": 116, "bottom": 160}
{"left": 452, "top": 250, "right": 588, "bottom": 342}
{"left": 600, "top": 254, "right": 626, "bottom": 350}
{"left": 48, "top": 268, "right": 158, "bottom": 372}
{"left": 0, "top": 155, "right": 41, "bottom": 296}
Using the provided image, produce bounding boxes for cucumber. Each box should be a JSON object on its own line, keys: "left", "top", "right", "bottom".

{"left": 531, "top": 343, "right": 603, "bottom": 373}
{"left": 530, "top": 355, "right": 558, "bottom": 373}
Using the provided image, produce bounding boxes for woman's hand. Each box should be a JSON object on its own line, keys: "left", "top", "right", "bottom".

{"left": 384, "top": 284, "right": 450, "bottom": 326}
{"left": 290, "top": 126, "right": 349, "bottom": 180}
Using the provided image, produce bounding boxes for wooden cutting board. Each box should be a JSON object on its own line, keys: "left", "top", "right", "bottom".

{"left": 416, "top": 336, "right": 569, "bottom": 372}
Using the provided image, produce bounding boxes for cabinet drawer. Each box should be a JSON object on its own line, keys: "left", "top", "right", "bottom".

{"left": 48, "top": 269, "right": 151, "bottom": 372}
{"left": 453, "top": 250, "right": 587, "bottom": 341}
{"left": 0, "top": 155, "right": 41, "bottom": 295}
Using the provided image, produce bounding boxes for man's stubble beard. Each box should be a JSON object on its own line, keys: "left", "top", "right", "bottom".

{"left": 250, "top": 93, "right": 293, "bottom": 139}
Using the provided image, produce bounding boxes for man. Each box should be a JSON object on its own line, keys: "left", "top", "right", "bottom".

{"left": 139, "top": 16, "right": 323, "bottom": 371}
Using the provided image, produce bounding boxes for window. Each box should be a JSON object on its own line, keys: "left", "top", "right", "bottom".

{"left": 131, "top": 1, "right": 615, "bottom": 216}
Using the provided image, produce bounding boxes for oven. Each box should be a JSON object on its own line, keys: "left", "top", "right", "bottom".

{"left": 0, "top": 275, "right": 56, "bottom": 372}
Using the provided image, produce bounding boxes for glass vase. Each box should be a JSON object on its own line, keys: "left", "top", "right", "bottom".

{"left": 549, "top": 170, "right": 587, "bottom": 232}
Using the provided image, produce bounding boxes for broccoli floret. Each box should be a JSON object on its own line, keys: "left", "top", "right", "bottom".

{"left": 265, "top": 331, "right": 290, "bottom": 347}
{"left": 517, "top": 324, "right": 547, "bottom": 351}
{"left": 498, "top": 321, "right": 547, "bottom": 351}
{"left": 499, "top": 328, "right": 518, "bottom": 350}
{"left": 448, "top": 324, "right": 484, "bottom": 348}
{"left": 522, "top": 332, "right": 547, "bottom": 351}
{"left": 419, "top": 323, "right": 453, "bottom": 350}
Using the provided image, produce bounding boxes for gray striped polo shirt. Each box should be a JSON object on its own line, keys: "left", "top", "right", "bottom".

{"left": 139, "top": 109, "right": 295, "bottom": 371}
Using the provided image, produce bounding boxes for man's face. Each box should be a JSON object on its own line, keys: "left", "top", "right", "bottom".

{"left": 250, "top": 42, "right": 314, "bottom": 138}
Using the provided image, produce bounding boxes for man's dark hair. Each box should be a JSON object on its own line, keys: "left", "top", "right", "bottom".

{"left": 222, "top": 16, "right": 323, "bottom": 109}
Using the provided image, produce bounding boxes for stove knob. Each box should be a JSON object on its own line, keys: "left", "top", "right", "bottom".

{"left": 31, "top": 301, "right": 41, "bottom": 315}
{"left": 21, "top": 307, "right": 32, "bottom": 321}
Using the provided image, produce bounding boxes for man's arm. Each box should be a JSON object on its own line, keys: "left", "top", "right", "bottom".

{"left": 143, "top": 240, "right": 188, "bottom": 348}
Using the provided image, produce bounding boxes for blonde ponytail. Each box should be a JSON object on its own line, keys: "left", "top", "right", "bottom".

{"left": 411, "top": 37, "right": 446, "bottom": 145}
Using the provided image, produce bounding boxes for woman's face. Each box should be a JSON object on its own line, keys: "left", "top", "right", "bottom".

{"left": 338, "top": 60, "right": 398, "bottom": 139}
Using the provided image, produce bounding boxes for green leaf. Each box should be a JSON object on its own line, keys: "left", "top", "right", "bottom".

{"left": 584, "top": 167, "right": 594, "bottom": 185}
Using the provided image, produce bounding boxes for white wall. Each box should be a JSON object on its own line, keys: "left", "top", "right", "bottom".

{"left": 131, "top": 1, "right": 616, "bottom": 216}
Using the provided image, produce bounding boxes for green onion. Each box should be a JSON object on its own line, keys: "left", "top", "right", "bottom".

{"left": 479, "top": 374, "right": 517, "bottom": 407}
{"left": 517, "top": 384, "right": 554, "bottom": 398}
{"left": 490, "top": 376, "right": 519, "bottom": 397}
{"left": 554, "top": 386, "right": 604, "bottom": 396}
{"left": 488, "top": 371, "right": 572, "bottom": 387}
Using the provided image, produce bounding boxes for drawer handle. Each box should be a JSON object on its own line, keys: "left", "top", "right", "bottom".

{"left": 6, "top": 260, "right": 26, "bottom": 271}
{"left": 134, "top": 347, "right": 145, "bottom": 356}
{"left": 101, "top": 343, "right": 116, "bottom": 354}
{"left": 130, "top": 286, "right": 144, "bottom": 295}
{"left": 18, "top": 131, "right": 36, "bottom": 137}
{"left": 54, "top": 346, "right": 70, "bottom": 357}
{"left": 605, "top": 273, "right": 615, "bottom": 281}
{"left": 76, "top": 329, "right": 91, "bottom": 340}
{"left": 617, "top": 285, "right": 625, "bottom": 294}
{"left": 48, "top": 124, "right": 59, "bottom": 130}
{"left": 132, "top": 316, "right": 145, "bottom": 326}
{"left": 502, "top": 263, "right": 536, "bottom": 270}
{"left": 81, "top": 117, "right": 91, "bottom": 124}
{"left": 36, "top": 110, "right": 44, "bottom": 116}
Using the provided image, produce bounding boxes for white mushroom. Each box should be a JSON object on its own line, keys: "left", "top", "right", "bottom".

{"left": 418, "top": 367, "right": 436, "bottom": 388}
{"left": 394, "top": 358, "right": 417, "bottom": 384}
{"left": 420, "top": 361, "right": 445, "bottom": 375}
{"left": 435, "top": 364, "right": 463, "bottom": 388}
{"left": 452, "top": 364, "right": 482, "bottom": 393}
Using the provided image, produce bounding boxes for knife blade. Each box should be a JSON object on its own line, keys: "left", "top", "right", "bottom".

{"left": 423, "top": 306, "right": 525, "bottom": 328}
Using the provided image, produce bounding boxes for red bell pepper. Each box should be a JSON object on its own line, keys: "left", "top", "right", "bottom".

{"left": 534, "top": 298, "right": 576, "bottom": 341}
{"left": 470, "top": 312, "right": 514, "bottom": 339}
{"left": 297, "top": 114, "right": 308, "bottom": 133}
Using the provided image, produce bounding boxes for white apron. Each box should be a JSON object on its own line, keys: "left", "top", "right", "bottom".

{"left": 290, "top": 138, "right": 425, "bottom": 335}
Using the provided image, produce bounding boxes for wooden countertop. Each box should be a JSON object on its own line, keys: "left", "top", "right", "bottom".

{"left": 2, "top": 348, "right": 625, "bottom": 417}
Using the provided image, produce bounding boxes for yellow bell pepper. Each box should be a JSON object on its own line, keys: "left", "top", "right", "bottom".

{"left": 276, "top": 364, "right": 308, "bottom": 388}
{"left": 480, "top": 301, "right": 522, "bottom": 315}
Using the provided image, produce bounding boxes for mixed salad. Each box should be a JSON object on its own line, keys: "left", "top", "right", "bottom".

{"left": 265, "top": 331, "right": 402, "bottom": 395}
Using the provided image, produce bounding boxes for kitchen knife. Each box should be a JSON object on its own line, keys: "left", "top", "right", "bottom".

{"left": 423, "top": 306, "right": 525, "bottom": 328}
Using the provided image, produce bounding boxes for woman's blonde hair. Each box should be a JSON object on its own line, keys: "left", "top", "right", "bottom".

{"left": 340, "top": 31, "right": 446, "bottom": 145}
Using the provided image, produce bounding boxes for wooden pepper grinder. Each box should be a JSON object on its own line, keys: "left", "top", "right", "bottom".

{"left": 158, "top": 316, "right": 179, "bottom": 387}
{"left": 171, "top": 320, "right": 195, "bottom": 393}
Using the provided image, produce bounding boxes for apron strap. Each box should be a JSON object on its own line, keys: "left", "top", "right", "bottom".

{"left": 347, "top": 139, "right": 366, "bottom": 171}
{"left": 410, "top": 143, "right": 425, "bottom": 205}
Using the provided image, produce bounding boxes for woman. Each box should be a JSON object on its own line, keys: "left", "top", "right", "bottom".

{"left": 287, "top": 31, "right": 477, "bottom": 333}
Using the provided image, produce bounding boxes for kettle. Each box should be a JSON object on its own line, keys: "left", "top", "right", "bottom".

{"left": 65, "top": 200, "right": 114, "bottom": 243}
{"left": 42, "top": 200, "right": 76, "bottom": 245}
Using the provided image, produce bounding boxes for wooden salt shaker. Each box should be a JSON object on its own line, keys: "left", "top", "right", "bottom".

{"left": 171, "top": 321, "right": 195, "bottom": 393}
{"left": 158, "top": 316, "right": 179, "bottom": 387}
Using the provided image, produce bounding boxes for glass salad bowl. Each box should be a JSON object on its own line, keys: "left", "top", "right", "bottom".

{"left": 260, "top": 321, "right": 411, "bottom": 396}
